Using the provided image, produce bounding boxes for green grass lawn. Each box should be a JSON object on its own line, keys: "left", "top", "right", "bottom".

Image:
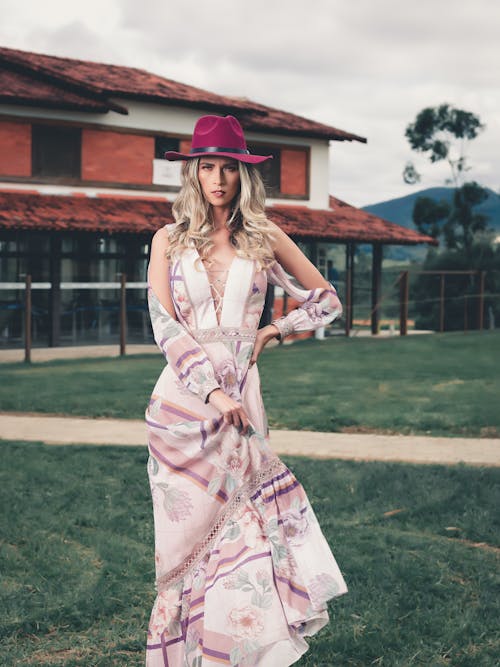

{"left": 0, "top": 442, "right": 498, "bottom": 666}
{"left": 1, "top": 330, "right": 499, "bottom": 437}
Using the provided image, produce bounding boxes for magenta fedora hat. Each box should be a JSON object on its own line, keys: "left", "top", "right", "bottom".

{"left": 164, "top": 115, "right": 273, "bottom": 164}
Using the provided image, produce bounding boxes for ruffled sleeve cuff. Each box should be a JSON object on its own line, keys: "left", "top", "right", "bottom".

{"left": 271, "top": 315, "right": 295, "bottom": 341}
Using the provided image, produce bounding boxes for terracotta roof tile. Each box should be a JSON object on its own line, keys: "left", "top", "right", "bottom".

{"left": 0, "top": 46, "right": 366, "bottom": 142}
{"left": 0, "top": 191, "right": 436, "bottom": 245}
{"left": 0, "top": 191, "right": 167, "bottom": 234}
{"left": 266, "top": 196, "right": 437, "bottom": 245}
{"left": 0, "top": 46, "right": 246, "bottom": 110}
{"left": 238, "top": 103, "right": 366, "bottom": 142}
{"left": 0, "top": 68, "right": 111, "bottom": 113}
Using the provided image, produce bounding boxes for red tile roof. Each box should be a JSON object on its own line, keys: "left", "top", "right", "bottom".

{"left": 0, "top": 191, "right": 168, "bottom": 234}
{"left": 238, "top": 102, "right": 366, "bottom": 142}
{"left": 329, "top": 196, "right": 438, "bottom": 244}
{"left": 0, "top": 191, "right": 436, "bottom": 245}
{"left": 267, "top": 196, "right": 438, "bottom": 245}
{"left": 0, "top": 46, "right": 366, "bottom": 143}
{"left": 0, "top": 68, "right": 111, "bottom": 113}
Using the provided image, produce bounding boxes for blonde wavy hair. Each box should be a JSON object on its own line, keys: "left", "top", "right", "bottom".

{"left": 165, "top": 158, "right": 277, "bottom": 271}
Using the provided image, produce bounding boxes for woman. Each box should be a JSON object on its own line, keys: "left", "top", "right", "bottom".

{"left": 145, "top": 114, "right": 347, "bottom": 666}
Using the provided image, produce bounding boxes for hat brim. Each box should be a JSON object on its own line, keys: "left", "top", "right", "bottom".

{"left": 164, "top": 151, "right": 273, "bottom": 164}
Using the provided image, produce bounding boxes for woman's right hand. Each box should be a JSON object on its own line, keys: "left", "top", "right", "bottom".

{"left": 207, "top": 389, "right": 251, "bottom": 435}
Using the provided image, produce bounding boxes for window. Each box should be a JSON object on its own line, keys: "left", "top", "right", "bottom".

{"left": 153, "top": 136, "right": 183, "bottom": 188}
{"left": 155, "top": 136, "right": 180, "bottom": 160}
{"left": 32, "top": 124, "right": 81, "bottom": 178}
{"left": 247, "top": 143, "right": 281, "bottom": 197}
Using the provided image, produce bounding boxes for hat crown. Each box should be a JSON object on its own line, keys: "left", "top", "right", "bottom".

{"left": 191, "top": 115, "right": 247, "bottom": 151}
{"left": 163, "top": 114, "right": 272, "bottom": 163}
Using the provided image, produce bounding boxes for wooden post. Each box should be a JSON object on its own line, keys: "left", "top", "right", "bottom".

{"left": 120, "top": 273, "right": 127, "bottom": 356}
{"left": 439, "top": 273, "right": 445, "bottom": 332}
{"left": 48, "top": 233, "right": 61, "bottom": 347}
{"left": 399, "top": 270, "right": 409, "bottom": 336}
{"left": 279, "top": 291, "right": 288, "bottom": 345}
{"left": 464, "top": 294, "right": 468, "bottom": 333}
{"left": 344, "top": 243, "right": 354, "bottom": 337}
{"left": 349, "top": 244, "right": 355, "bottom": 331}
{"left": 344, "top": 246, "right": 350, "bottom": 337}
{"left": 24, "top": 274, "right": 32, "bottom": 363}
{"left": 371, "top": 243, "right": 382, "bottom": 335}
{"left": 478, "top": 270, "right": 485, "bottom": 331}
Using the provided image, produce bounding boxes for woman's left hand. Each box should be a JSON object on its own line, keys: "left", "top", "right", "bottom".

{"left": 249, "top": 324, "right": 280, "bottom": 366}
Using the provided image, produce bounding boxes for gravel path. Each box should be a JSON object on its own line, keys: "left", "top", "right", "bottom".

{"left": 0, "top": 344, "right": 160, "bottom": 363}
{"left": 1, "top": 412, "right": 498, "bottom": 466}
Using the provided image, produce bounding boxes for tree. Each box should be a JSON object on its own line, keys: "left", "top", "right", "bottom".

{"left": 412, "top": 196, "right": 450, "bottom": 239}
{"left": 403, "top": 104, "right": 484, "bottom": 187}
{"left": 445, "top": 182, "right": 489, "bottom": 251}
{"left": 403, "top": 104, "right": 491, "bottom": 257}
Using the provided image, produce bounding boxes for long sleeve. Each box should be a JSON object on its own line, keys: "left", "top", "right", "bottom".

{"left": 147, "top": 282, "right": 221, "bottom": 403}
{"left": 266, "top": 259, "right": 343, "bottom": 340}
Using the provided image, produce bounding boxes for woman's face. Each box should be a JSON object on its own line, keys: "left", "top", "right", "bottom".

{"left": 197, "top": 157, "right": 241, "bottom": 209}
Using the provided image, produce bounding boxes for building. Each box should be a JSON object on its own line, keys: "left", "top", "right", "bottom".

{"left": 0, "top": 45, "right": 437, "bottom": 348}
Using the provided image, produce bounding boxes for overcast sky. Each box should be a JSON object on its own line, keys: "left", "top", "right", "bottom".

{"left": 1, "top": 0, "right": 498, "bottom": 207}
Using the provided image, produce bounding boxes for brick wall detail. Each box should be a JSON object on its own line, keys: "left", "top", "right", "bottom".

{"left": 0, "top": 120, "right": 31, "bottom": 177}
{"left": 280, "top": 148, "right": 308, "bottom": 196}
{"left": 82, "top": 129, "right": 154, "bottom": 184}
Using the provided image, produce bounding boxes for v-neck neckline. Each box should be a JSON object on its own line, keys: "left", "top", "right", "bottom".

{"left": 192, "top": 245, "right": 240, "bottom": 327}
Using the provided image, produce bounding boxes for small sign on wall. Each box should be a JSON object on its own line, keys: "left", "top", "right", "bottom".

{"left": 152, "top": 159, "right": 182, "bottom": 187}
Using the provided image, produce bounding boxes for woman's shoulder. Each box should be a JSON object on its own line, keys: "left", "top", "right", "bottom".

{"left": 160, "top": 222, "right": 177, "bottom": 237}
{"left": 266, "top": 220, "right": 291, "bottom": 256}
{"left": 152, "top": 222, "right": 176, "bottom": 243}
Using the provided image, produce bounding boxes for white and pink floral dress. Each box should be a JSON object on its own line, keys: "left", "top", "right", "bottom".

{"left": 145, "top": 223, "right": 347, "bottom": 666}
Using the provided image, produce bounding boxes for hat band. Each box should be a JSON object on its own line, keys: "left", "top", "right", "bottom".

{"left": 190, "top": 146, "right": 250, "bottom": 155}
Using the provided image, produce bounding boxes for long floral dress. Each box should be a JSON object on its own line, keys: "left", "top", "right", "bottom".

{"left": 145, "top": 223, "right": 348, "bottom": 666}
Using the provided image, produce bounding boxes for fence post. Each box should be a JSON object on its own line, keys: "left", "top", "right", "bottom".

{"left": 439, "top": 273, "right": 445, "bottom": 332}
{"left": 371, "top": 243, "right": 382, "bottom": 335}
{"left": 344, "top": 242, "right": 354, "bottom": 337}
{"left": 399, "top": 270, "right": 409, "bottom": 336}
{"left": 24, "top": 274, "right": 32, "bottom": 363}
{"left": 120, "top": 273, "right": 127, "bottom": 356}
{"left": 279, "top": 292, "right": 288, "bottom": 345}
{"left": 344, "top": 267, "right": 352, "bottom": 338}
{"left": 478, "top": 270, "right": 485, "bottom": 331}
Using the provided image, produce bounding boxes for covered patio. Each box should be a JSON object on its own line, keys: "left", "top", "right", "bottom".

{"left": 0, "top": 190, "right": 437, "bottom": 346}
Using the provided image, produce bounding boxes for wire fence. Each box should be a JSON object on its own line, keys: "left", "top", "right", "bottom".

{"left": 334, "top": 268, "right": 500, "bottom": 334}
{"left": 1, "top": 268, "right": 499, "bottom": 361}
{"left": 0, "top": 277, "right": 148, "bottom": 359}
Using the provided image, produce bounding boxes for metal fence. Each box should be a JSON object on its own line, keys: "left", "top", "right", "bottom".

{"left": 2, "top": 268, "right": 498, "bottom": 362}
{"left": 0, "top": 275, "right": 148, "bottom": 361}
{"left": 341, "top": 268, "right": 499, "bottom": 335}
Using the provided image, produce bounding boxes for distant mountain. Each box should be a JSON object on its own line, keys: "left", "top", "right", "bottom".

{"left": 362, "top": 187, "right": 500, "bottom": 262}
{"left": 363, "top": 187, "right": 500, "bottom": 231}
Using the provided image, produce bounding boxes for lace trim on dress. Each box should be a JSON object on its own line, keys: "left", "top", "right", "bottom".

{"left": 190, "top": 327, "right": 257, "bottom": 343}
{"left": 155, "top": 456, "right": 287, "bottom": 592}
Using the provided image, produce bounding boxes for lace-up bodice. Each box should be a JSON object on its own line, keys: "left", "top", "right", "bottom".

{"left": 200, "top": 256, "right": 234, "bottom": 326}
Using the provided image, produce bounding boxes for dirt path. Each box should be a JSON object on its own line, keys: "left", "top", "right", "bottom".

{"left": 0, "top": 344, "right": 159, "bottom": 363}
{"left": 1, "top": 412, "right": 498, "bottom": 466}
